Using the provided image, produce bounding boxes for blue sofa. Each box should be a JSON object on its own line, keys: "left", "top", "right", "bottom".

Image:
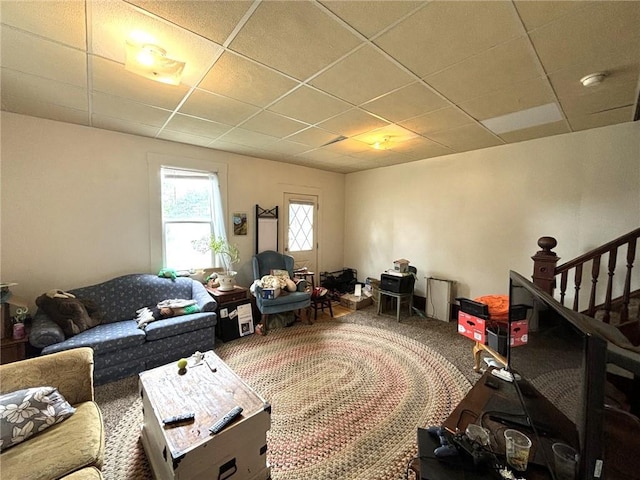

{"left": 29, "top": 274, "right": 217, "bottom": 385}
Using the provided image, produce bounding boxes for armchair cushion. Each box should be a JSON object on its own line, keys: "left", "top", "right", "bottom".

{"left": 252, "top": 251, "right": 311, "bottom": 316}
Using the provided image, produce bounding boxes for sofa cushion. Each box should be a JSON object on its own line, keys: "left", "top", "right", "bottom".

{"left": 70, "top": 274, "right": 195, "bottom": 323}
{"left": 0, "top": 386, "right": 76, "bottom": 451}
{"left": 144, "top": 311, "right": 216, "bottom": 341}
{"left": 0, "top": 401, "right": 104, "bottom": 480}
{"left": 42, "top": 321, "right": 145, "bottom": 355}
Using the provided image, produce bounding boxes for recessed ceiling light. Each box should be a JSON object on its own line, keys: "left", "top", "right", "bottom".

{"left": 481, "top": 103, "right": 563, "bottom": 135}
{"left": 580, "top": 72, "right": 607, "bottom": 87}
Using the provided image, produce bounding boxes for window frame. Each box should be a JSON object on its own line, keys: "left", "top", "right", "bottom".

{"left": 148, "top": 153, "right": 228, "bottom": 273}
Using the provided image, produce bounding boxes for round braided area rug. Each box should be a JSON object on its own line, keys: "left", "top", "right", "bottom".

{"left": 215, "top": 322, "right": 471, "bottom": 480}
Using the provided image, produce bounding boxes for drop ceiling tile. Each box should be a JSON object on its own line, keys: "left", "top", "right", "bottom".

{"left": 268, "top": 86, "right": 351, "bottom": 125}
{"left": 92, "top": 56, "right": 190, "bottom": 110}
{"left": 558, "top": 81, "right": 638, "bottom": 118}
{"left": 295, "top": 149, "right": 344, "bottom": 162}
{"left": 162, "top": 113, "right": 232, "bottom": 139}
{"left": 240, "top": 110, "right": 308, "bottom": 138}
{"left": 513, "top": 1, "right": 594, "bottom": 31}
{"left": 157, "top": 129, "right": 214, "bottom": 147}
{"left": 180, "top": 89, "right": 259, "bottom": 125}
{"left": 1, "top": 68, "right": 87, "bottom": 111}
{"left": 2, "top": 94, "right": 88, "bottom": 126}
{"left": 320, "top": 138, "right": 370, "bottom": 154}
{"left": 217, "top": 128, "right": 280, "bottom": 149}
{"left": 197, "top": 52, "right": 298, "bottom": 108}
{"left": 361, "top": 82, "right": 448, "bottom": 122}
{"left": 548, "top": 49, "right": 640, "bottom": 98}
{"left": 209, "top": 140, "right": 270, "bottom": 158}
{"left": 90, "top": 0, "right": 222, "bottom": 87}
{"left": 0, "top": 0, "right": 86, "bottom": 49}
{"left": 1, "top": 27, "right": 86, "bottom": 87}
{"left": 529, "top": 2, "right": 640, "bottom": 74}
{"left": 92, "top": 92, "right": 172, "bottom": 127}
{"left": 498, "top": 120, "right": 569, "bottom": 143}
{"left": 92, "top": 114, "right": 160, "bottom": 138}
{"left": 319, "top": 1, "right": 425, "bottom": 38}
{"left": 567, "top": 106, "right": 634, "bottom": 132}
{"left": 427, "top": 124, "right": 503, "bottom": 152}
{"left": 399, "top": 107, "right": 473, "bottom": 136}
{"left": 127, "top": 1, "right": 254, "bottom": 45}
{"left": 388, "top": 136, "right": 454, "bottom": 160}
{"left": 261, "top": 140, "right": 311, "bottom": 156}
{"left": 310, "top": 44, "right": 415, "bottom": 105}
{"left": 287, "top": 127, "right": 340, "bottom": 148}
{"left": 424, "top": 37, "right": 542, "bottom": 104}
{"left": 374, "top": 1, "right": 522, "bottom": 77}
{"left": 458, "top": 77, "right": 557, "bottom": 121}
{"left": 229, "top": 1, "right": 361, "bottom": 80}
{"left": 317, "top": 108, "right": 389, "bottom": 137}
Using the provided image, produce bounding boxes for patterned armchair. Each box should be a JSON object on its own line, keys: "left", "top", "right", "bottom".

{"left": 252, "top": 251, "right": 311, "bottom": 334}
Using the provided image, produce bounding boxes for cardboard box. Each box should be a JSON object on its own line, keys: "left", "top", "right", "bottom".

{"left": 261, "top": 287, "right": 280, "bottom": 300}
{"left": 340, "top": 293, "right": 373, "bottom": 310}
{"left": 393, "top": 259, "right": 410, "bottom": 273}
{"left": 510, "top": 319, "right": 529, "bottom": 347}
{"left": 458, "top": 311, "right": 486, "bottom": 343}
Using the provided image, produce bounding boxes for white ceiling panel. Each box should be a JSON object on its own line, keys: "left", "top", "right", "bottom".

{"left": 1, "top": 0, "right": 637, "bottom": 174}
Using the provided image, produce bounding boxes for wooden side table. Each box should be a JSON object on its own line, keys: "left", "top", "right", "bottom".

{"left": 1, "top": 336, "right": 29, "bottom": 364}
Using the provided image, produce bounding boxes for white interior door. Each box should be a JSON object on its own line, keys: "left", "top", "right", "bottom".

{"left": 284, "top": 193, "right": 318, "bottom": 280}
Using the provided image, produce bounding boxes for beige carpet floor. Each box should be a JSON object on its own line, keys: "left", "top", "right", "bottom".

{"left": 95, "top": 304, "right": 482, "bottom": 479}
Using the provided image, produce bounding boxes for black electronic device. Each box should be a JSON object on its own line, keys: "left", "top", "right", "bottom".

{"left": 162, "top": 412, "right": 195, "bottom": 426}
{"left": 451, "top": 433, "right": 493, "bottom": 468}
{"left": 505, "top": 271, "right": 607, "bottom": 480}
{"left": 209, "top": 406, "right": 243, "bottom": 435}
{"left": 380, "top": 273, "right": 414, "bottom": 293}
{"left": 426, "top": 425, "right": 458, "bottom": 458}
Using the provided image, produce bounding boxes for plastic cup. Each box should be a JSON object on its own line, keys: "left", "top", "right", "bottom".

{"left": 504, "top": 429, "right": 532, "bottom": 471}
{"left": 552, "top": 443, "right": 578, "bottom": 480}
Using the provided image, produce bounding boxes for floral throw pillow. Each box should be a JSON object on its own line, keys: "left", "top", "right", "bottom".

{"left": 0, "top": 386, "right": 76, "bottom": 452}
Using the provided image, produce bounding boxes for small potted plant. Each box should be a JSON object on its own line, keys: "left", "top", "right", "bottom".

{"left": 192, "top": 236, "right": 240, "bottom": 291}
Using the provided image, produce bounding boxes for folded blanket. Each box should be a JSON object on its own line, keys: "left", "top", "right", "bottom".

{"left": 135, "top": 299, "right": 199, "bottom": 329}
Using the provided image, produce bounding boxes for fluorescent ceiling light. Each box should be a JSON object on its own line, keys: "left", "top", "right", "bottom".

{"left": 125, "top": 41, "right": 185, "bottom": 85}
{"left": 481, "top": 103, "right": 563, "bottom": 135}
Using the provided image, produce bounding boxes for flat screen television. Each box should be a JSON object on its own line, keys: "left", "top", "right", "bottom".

{"left": 506, "top": 270, "right": 607, "bottom": 479}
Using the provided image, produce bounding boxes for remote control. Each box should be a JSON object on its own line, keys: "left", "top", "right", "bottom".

{"left": 162, "top": 412, "right": 195, "bottom": 426}
{"left": 209, "top": 406, "right": 243, "bottom": 434}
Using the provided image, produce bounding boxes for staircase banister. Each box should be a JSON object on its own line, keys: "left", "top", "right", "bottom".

{"left": 555, "top": 227, "right": 640, "bottom": 274}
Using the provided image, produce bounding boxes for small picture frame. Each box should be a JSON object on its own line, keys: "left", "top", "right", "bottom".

{"left": 233, "top": 212, "right": 247, "bottom": 236}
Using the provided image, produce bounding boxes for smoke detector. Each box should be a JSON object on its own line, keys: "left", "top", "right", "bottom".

{"left": 580, "top": 72, "right": 607, "bottom": 87}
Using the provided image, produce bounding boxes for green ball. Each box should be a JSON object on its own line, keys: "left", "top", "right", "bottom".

{"left": 177, "top": 358, "right": 188, "bottom": 369}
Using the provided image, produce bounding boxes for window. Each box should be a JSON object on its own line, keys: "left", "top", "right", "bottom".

{"left": 161, "top": 167, "right": 224, "bottom": 270}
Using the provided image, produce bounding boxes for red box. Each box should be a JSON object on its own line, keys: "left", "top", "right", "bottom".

{"left": 458, "top": 311, "right": 486, "bottom": 343}
{"left": 510, "top": 319, "right": 529, "bottom": 347}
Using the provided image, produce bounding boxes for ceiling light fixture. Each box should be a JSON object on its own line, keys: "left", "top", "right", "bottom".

{"left": 580, "top": 72, "right": 607, "bottom": 88}
{"left": 373, "top": 136, "right": 392, "bottom": 150}
{"left": 125, "top": 41, "right": 185, "bottom": 86}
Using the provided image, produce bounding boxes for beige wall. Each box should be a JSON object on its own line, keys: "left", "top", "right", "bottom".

{"left": 2, "top": 112, "right": 638, "bottom": 312}
{"left": 0, "top": 112, "right": 345, "bottom": 307}
{"left": 344, "top": 121, "right": 640, "bottom": 301}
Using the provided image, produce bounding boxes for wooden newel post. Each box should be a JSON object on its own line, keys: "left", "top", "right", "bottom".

{"left": 531, "top": 236, "right": 560, "bottom": 295}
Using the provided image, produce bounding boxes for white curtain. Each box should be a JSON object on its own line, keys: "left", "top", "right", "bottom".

{"left": 209, "top": 173, "right": 228, "bottom": 269}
